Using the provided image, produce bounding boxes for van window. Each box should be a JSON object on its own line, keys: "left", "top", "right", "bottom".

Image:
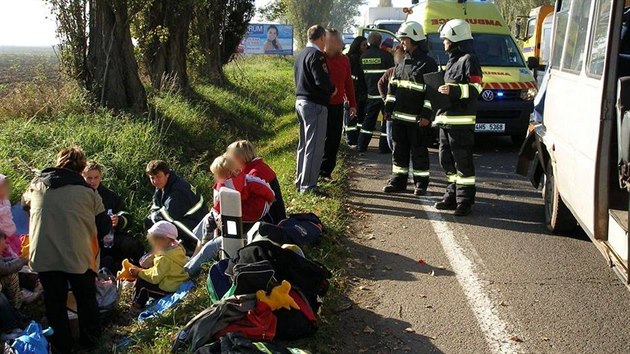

{"left": 427, "top": 34, "right": 525, "bottom": 67}
{"left": 562, "top": 0, "right": 594, "bottom": 73}
{"left": 526, "top": 17, "right": 536, "bottom": 40}
{"left": 551, "top": 1, "right": 571, "bottom": 69}
{"left": 587, "top": 0, "right": 613, "bottom": 77}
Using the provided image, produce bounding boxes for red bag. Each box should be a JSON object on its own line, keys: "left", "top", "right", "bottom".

{"left": 215, "top": 301, "right": 277, "bottom": 341}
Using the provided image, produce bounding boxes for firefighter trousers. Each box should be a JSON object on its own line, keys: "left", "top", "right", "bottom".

{"left": 345, "top": 97, "right": 366, "bottom": 146}
{"left": 390, "top": 120, "right": 430, "bottom": 188}
{"left": 438, "top": 127, "right": 476, "bottom": 205}
{"left": 357, "top": 98, "right": 383, "bottom": 152}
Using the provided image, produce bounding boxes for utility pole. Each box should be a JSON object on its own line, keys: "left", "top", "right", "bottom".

{"left": 379, "top": 0, "right": 393, "bottom": 6}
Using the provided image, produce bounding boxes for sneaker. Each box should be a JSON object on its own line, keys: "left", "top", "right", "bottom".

{"left": 454, "top": 203, "right": 472, "bottom": 216}
{"left": 383, "top": 183, "right": 406, "bottom": 193}
{"left": 414, "top": 187, "right": 427, "bottom": 196}
{"left": 434, "top": 200, "right": 457, "bottom": 210}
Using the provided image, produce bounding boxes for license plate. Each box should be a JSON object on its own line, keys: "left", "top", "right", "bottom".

{"left": 475, "top": 123, "right": 506, "bottom": 132}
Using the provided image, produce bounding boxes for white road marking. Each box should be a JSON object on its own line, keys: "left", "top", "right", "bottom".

{"left": 421, "top": 198, "right": 520, "bottom": 354}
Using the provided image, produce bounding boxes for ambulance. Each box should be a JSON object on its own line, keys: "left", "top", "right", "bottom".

{"left": 359, "top": 0, "right": 537, "bottom": 145}
{"left": 516, "top": 5, "right": 555, "bottom": 79}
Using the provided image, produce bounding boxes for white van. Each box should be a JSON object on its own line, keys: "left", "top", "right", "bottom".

{"left": 519, "top": 0, "right": 630, "bottom": 284}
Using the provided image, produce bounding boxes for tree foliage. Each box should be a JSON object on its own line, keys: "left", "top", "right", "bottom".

{"left": 48, "top": 0, "right": 146, "bottom": 111}
{"left": 328, "top": 0, "right": 367, "bottom": 33}
{"left": 192, "top": 0, "right": 255, "bottom": 83}
{"left": 495, "top": 0, "right": 554, "bottom": 29}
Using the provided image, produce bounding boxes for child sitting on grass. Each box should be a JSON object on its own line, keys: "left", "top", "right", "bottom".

{"left": 128, "top": 221, "right": 189, "bottom": 313}
{"left": 185, "top": 155, "right": 275, "bottom": 276}
{"left": 226, "top": 140, "right": 287, "bottom": 224}
{"left": 0, "top": 232, "right": 27, "bottom": 310}
{"left": 0, "top": 175, "right": 22, "bottom": 258}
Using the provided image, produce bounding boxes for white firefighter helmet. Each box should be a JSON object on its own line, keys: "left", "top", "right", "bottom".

{"left": 396, "top": 21, "right": 426, "bottom": 42}
{"left": 439, "top": 19, "right": 473, "bottom": 43}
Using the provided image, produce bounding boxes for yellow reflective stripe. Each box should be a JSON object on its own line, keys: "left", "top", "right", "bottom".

{"left": 364, "top": 69, "right": 387, "bottom": 74}
{"left": 447, "top": 174, "right": 458, "bottom": 183}
{"left": 357, "top": 123, "right": 362, "bottom": 128}
{"left": 158, "top": 207, "right": 198, "bottom": 240}
{"left": 184, "top": 195, "right": 204, "bottom": 217}
{"left": 368, "top": 94, "right": 383, "bottom": 99}
{"left": 345, "top": 126, "right": 358, "bottom": 131}
{"left": 423, "top": 100, "right": 432, "bottom": 110}
{"left": 380, "top": 132, "right": 388, "bottom": 137}
{"left": 412, "top": 170, "right": 430, "bottom": 177}
{"left": 471, "top": 83, "right": 483, "bottom": 94}
{"left": 457, "top": 176, "right": 476, "bottom": 185}
{"left": 393, "top": 165, "right": 409, "bottom": 174}
{"left": 253, "top": 343, "right": 273, "bottom": 354}
{"left": 392, "top": 111, "right": 417, "bottom": 122}
{"left": 386, "top": 95, "right": 396, "bottom": 103}
{"left": 459, "top": 84, "right": 470, "bottom": 99}
{"left": 396, "top": 80, "right": 426, "bottom": 92}
{"left": 390, "top": 79, "right": 399, "bottom": 86}
{"left": 289, "top": 349, "right": 310, "bottom": 354}
{"left": 360, "top": 129, "right": 373, "bottom": 134}
{"left": 434, "top": 115, "right": 476, "bottom": 125}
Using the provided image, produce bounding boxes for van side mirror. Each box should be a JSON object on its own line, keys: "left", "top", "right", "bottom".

{"left": 514, "top": 22, "right": 522, "bottom": 39}
{"left": 527, "top": 57, "right": 540, "bottom": 70}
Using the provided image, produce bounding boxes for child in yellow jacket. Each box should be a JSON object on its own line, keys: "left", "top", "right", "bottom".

{"left": 128, "top": 221, "right": 189, "bottom": 312}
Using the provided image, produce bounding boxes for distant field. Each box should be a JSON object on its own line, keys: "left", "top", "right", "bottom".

{"left": 0, "top": 46, "right": 60, "bottom": 86}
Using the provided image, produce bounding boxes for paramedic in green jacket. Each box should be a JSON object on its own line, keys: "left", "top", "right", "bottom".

{"left": 434, "top": 19, "right": 483, "bottom": 217}
{"left": 144, "top": 160, "right": 206, "bottom": 255}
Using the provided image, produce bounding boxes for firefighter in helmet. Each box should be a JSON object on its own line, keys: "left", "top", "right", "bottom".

{"left": 434, "top": 19, "right": 483, "bottom": 216}
{"left": 382, "top": 21, "right": 438, "bottom": 195}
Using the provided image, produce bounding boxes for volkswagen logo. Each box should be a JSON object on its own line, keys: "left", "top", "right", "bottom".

{"left": 481, "top": 90, "right": 495, "bottom": 102}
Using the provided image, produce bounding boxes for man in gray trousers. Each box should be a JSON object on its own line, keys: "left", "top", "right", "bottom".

{"left": 294, "top": 25, "right": 336, "bottom": 195}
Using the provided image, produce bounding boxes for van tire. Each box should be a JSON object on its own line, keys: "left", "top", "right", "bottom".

{"left": 543, "top": 160, "right": 578, "bottom": 234}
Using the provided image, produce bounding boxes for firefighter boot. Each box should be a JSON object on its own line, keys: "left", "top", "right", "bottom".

{"left": 434, "top": 199, "right": 457, "bottom": 210}
{"left": 383, "top": 179, "right": 406, "bottom": 193}
{"left": 413, "top": 182, "right": 427, "bottom": 196}
{"left": 454, "top": 203, "right": 472, "bottom": 217}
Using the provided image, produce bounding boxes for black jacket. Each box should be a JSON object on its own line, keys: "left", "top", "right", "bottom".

{"left": 361, "top": 46, "right": 395, "bottom": 99}
{"left": 294, "top": 46, "right": 335, "bottom": 106}
{"left": 147, "top": 172, "right": 206, "bottom": 250}
{"left": 384, "top": 47, "right": 438, "bottom": 123}
{"left": 349, "top": 52, "right": 367, "bottom": 100}
{"left": 435, "top": 41, "right": 483, "bottom": 129}
{"left": 97, "top": 184, "right": 131, "bottom": 231}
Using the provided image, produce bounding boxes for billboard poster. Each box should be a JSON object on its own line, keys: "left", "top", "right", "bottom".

{"left": 242, "top": 23, "right": 293, "bottom": 55}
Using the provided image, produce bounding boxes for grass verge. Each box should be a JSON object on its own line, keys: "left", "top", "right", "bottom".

{"left": 0, "top": 55, "right": 349, "bottom": 353}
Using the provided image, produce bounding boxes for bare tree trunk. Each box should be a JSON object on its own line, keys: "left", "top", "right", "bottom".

{"left": 378, "top": 0, "right": 392, "bottom": 6}
{"left": 143, "top": 0, "right": 192, "bottom": 90}
{"left": 87, "top": 0, "right": 146, "bottom": 111}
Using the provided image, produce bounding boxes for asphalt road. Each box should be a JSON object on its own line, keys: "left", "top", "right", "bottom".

{"left": 329, "top": 135, "right": 630, "bottom": 354}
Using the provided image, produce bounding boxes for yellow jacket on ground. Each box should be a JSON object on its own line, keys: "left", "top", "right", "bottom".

{"left": 138, "top": 244, "right": 189, "bottom": 292}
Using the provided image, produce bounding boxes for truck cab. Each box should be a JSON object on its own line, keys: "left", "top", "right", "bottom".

{"left": 518, "top": 0, "right": 630, "bottom": 285}
{"left": 518, "top": 5, "right": 554, "bottom": 72}
{"left": 360, "top": 0, "right": 536, "bottom": 145}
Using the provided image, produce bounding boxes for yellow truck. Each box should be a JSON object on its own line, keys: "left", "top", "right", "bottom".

{"left": 516, "top": 5, "right": 555, "bottom": 77}
{"left": 360, "top": 0, "right": 537, "bottom": 144}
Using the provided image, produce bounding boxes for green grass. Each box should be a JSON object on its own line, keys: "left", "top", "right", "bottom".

{"left": 0, "top": 56, "right": 349, "bottom": 353}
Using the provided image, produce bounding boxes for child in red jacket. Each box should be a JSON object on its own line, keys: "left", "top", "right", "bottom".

{"left": 226, "top": 140, "right": 287, "bottom": 224}
{"left": 210, "top": 154, "right": 275, "bottom": 228}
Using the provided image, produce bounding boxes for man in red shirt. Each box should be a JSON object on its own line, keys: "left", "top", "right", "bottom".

{"left": 320, "top": 28, "right": 357, "bottom": 180}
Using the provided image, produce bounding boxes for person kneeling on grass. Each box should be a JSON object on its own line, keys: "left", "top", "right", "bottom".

{"left": 127, "top": 221, "right": 189, "bottom": 314}
{"left": 185, "top": 155, "right": 275, "bottom": 276}
{"left": 0, "top": 231, "right": 27, "bottom": 311}
{"left": 226, "top": 140, "right": 286, "bottom": 224}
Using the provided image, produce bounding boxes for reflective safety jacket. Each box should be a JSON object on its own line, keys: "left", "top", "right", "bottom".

{"left": 434, "top": 42, "right": 483, "bottom": 129}
{"left": 384, "top": 48, "right": 438, "bottom": 123}
{"left": 361, "top": 46, "right": 395, "bottom": 100}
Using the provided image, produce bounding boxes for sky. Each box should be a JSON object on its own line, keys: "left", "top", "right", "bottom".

{"left": 0, "top": 0, "right": 411, "bottom": 47}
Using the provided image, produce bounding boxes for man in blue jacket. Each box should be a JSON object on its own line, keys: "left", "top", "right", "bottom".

{"left": 144, "top": 160, "right": 205, "bottom": 254}
{"left": 294, "top": 25, "right": 335, "bottom": 195}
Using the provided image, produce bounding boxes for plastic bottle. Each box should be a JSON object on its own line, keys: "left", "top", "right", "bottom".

{"left": 103, "top": 209, "right": 114, "bottom": 249}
